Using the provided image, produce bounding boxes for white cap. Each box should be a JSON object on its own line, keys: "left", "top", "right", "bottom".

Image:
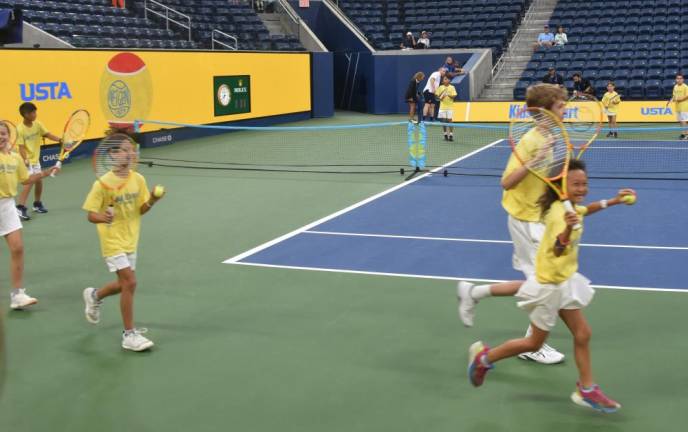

{"left": 406, "top": 32, "right": 412, "bottom": 36}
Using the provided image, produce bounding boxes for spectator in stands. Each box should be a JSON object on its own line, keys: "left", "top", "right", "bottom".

{"left": 255, "top": 0, "right": 264, "bottom": 12}
{"left": 533, "top": 25, "right": 554, "bottom": 50}
{"left": 422, "top": 67, "right": 446, "bottom": 123}
{"left": 111, "top": 0, "right": 125, "bottom": 8}
{"left": 416, "top": 31, "right": 430, "bottom": 49}
{"left": 572, "top": 73, "right": 595, "bottom": 97}
{"left": 443, "top": 57, "right": 465, "bottom": 79}
{"left": 400, "top": 32, "right": 415, "bottom": 50}
{"left": 405, "top": 71, "right": 425, "bottom": 122}
{"left": 554, "top": 26, "right": 568, "bottom": 46}
{"left": 542, "top": 67, "right": 564, "bottom": 86}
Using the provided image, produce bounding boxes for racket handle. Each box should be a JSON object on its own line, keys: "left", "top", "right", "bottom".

{"left": 50, "top": 161, "right": 62, "bottom": 178}
{"left": 562, "top": 200, "right": 581, "bottom": 230}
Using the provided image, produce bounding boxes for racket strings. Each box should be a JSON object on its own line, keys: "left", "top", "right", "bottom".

{"left": 63, "top": 110, "right": 91, "bottom": 150}
{"left": 94, "top": 133, "right": 139, "bottom": 190}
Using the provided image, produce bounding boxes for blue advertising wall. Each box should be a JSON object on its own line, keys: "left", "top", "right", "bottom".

{"left": 311, "top": 51, "right": 334, "bottom": 118}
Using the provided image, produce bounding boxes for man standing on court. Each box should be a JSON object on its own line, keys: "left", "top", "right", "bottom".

{"left": 421, "top": 67, "right": 445, "bottom": 123}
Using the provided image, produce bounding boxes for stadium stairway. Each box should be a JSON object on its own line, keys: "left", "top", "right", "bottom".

{"left": 479, "top": 0, "right": 558, "bottom": 100}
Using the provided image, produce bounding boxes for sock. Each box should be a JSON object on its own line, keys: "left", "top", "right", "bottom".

{"left": 480, "top": 352, "right": 493, "bottom": 367}
{"left": 91, "top": 289, "right": 100, "bottom": 301}
{"left": 11, "top": 288, "right": 23, "bottom": 296}
{"left": 124, "top": 329, "right": 135, "bottom": 336}
{"left": 470, "top": 284, "right": 492, "bottom": 300}
{"left": 582, "top": 384, "right": 596, "bottom": 392}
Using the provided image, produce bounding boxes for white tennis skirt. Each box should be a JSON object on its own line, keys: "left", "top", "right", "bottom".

{"left": 0, "top": 197, "right": 22, "bottom": 237}
{"left": 516, "top": 272, "right": 595, "bottom": 331}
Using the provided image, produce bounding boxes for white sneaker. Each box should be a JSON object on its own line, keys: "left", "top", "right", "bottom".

{"left": 10, "top": 290, "right": 38, "bottom": 310}
{"left": 518, "top": 343, "right": 565, "bottom": 364}
{"left": 83, "top": 287, "right": 102, "bottom": 324}
{"left": 121, "top": 328, "right": 154, "bottom": 352}
{"left": 457, "top": 281, "right": 476, "bottom": 327}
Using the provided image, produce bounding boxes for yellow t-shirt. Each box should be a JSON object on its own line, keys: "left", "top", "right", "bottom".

{"left": 82, "top": 171, "right": 150, "bottom": 257}
{"left": 535, "top": 201, "right": 588, "bottom": 284}
{"left": 435, "top": 84, "right": 457, "bottom": 111}
{"left": 673, "top": 83, "right": 688, "bottom": 113}
{"left": 501, "top": 128, "right": 548, "bottom": 222}
{"left": 0, "top": 151, "right": 29, "bottom": 198}
{"left": 16, "top": 121, "right": 49, "bottom": 164}
{"left": 601, "top": 91, "right": 620, "bottom": 114}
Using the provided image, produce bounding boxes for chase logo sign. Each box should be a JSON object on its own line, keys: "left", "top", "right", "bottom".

{"left": 107, "top": 80, "right": 131, "bottom": 118}
{"left": 508, "top": 104, "right": 579, "bottom": 120}
{"left": 20, "top": 82, "right": 72, "bottom": 101}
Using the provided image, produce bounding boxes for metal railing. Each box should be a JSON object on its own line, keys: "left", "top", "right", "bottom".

{"left": 212, "top": 29, "right": 238, "bottom": 50}
{"left": 276, "top": 0, "right": 301, "bottom": 38}
{"left": 144, "top": 0, "right": 192, "bottom": 41}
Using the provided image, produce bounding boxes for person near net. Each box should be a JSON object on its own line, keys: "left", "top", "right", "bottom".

{"left": 15, "top": 102, "right": 62, "bottom": 221}
{"left": 601, "top": 81, "right": 621, "bottom": 138}
{"left": 669, "top": 73, "right": 688, "bottom": 140}
{"left": 443, "top": 56, "right": 465, "bottom": 79}
{"left": 416, "top": 31, "right": 430, "bottom": 49}
{"left": 400, "top": 32, "right": 416, "bottom": 50}
{"left": 405, "top": 71, "right": 425, "bottom": 122}
{"left": 421, "top": 67, "right": 446, "bottom": 123}
{"left": 542, "top": 67, "right": 564, "bottom": 87}
{"left": 0, "top": 121, "right": 57, "bottom": 311}
{"left": 435, "top": 75, "right": 457, "bottom": 141}
{"left": 465, "top": 159, "right": 633, "bottom": 413}
{"left": 456, "top": 84, "right": 566, "bottom": 364}
{"left": 572, "top": 73, "right": 595, "bottom": 97}
{"left": 81, "top": 135, "right": 165, "bottom": 352}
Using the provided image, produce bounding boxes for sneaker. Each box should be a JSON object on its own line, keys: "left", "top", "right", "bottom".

{"left": 16, "top": 205, "right": 30, "bottom": 221}
{"left": 32, "top": 201, "right": 48, "bottom": 213}
{"left": 606, "top": 132, "right": 613, "bottom": 137}
{"left": 467, "top": 341, "right": 493, "bottom": 387}
{"left": 121, "top": 328, "right": 154, "bottom": 352}
{"left": 682, "top": 134, "right": 688, "bottom": 141}
{"left": 10, "top": 290, "right": 38, "bottom": 310}
{"left": 517, "top": 343, "right": 565, "bottom": 364}
{"left": 457, "top": 281, "right": 476, "bottom": 327}
{"left": 571, "top": 382, "right": 621, "bottom": 413}
{"left": 449, "top": 135, "right": 454, "bottom": 141}
{"left": 443, "top": 135, "right": 448, "bottom": 141}
{"left": 83, "top": 287, "right": 102, "bottom": 324}
{"left": 613, "top": 132, "right": 618, "bottom": 138}
{"left": 680, "top": 134, "right": 687, "bottom": 140}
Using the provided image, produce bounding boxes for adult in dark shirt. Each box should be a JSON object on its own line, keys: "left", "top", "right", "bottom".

{"left": 542, "top": 67, "right": 564, "bottom": 86}
{"left": 405, "top": 71, "right": 425, "bottom": 121}
{"left": 400, "top": 32, "right": 415, "bottom": 49}
{"left": 443, "top": 56, "right": 465, "bottom": 79}
{"left": 572, "top": 73, "right": 595, "bottom": 97}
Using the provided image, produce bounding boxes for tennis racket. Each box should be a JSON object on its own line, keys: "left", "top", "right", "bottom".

{"left": 0, "top": 120, "right": 17, "bottom": 153}
{"left": 509, "top": 106, "right": 580, "bottom": 229}
{"left": 566, "top": 93, "right": 603, "bottom": 159}
{"left": 93, "top": 133, "right": 140, "bottom": 224}
{"left": 52, "top": 109, "right": 91, "bottom": 175}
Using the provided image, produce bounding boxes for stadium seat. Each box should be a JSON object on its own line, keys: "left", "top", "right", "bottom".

{"left": 628, "top": 80, "right": 645, "bottom": 98}
{"left": 645, "top": 80, "right": 663, "bottom": 98}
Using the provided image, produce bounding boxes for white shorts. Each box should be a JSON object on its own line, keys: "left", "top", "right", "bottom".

{"left": 27, "top": 162, "right": 41, "bottom": 175}
{"left": 507, "top": 215, "right": 544, "bottom": 277}
{"left": 105, "top": 252, "right": 137, "bottom": 273}
{"left": 516, "top": 273, "right": 595, "bottom": 331}
{"left": 0, "top": 197, "right": 22, "bottom": 237}
{"left": 678, "top": 112, "right": 688, "bottom": 122}
{"left": 603, "top": 110, "right": 616, "bottom": 117}
{"left": 438, "top": 110, "right": 454, "bottom": 120}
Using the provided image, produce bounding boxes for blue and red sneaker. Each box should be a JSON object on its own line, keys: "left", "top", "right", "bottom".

{"left": 571, "top": 381, "right": 621, "bottom": 413}
{"left": 467, "top": 341, "right": 493, "bottom": 387}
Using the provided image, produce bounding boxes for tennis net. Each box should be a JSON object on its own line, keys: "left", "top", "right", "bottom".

{"left": 136, "top": 120, "right": 688, "bottom": 180}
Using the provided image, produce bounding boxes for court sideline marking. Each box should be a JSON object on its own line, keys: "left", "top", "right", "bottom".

{"left": 224, "top": 139, "right": 504, "bottom": 264}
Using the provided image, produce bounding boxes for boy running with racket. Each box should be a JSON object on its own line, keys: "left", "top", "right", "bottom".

{"left": 457, "top": 84, "right": 566, "bottom": 364}
{"left": 466, "top": 159, "right": 633, "bottom": 413}
{"left": 0, "top": 121, "right": 57, "bottom": 310}
{"left": 435, "top": 75, "right": 457, "bottom": 141}
{"left": 15, "top": 103, "right": 62, "bottom": 220}
{"left": 601, "top": 82, "right": 621, "bottom": 138}
{"left": 81, "top": 134, "right": 165, "bottom": 351}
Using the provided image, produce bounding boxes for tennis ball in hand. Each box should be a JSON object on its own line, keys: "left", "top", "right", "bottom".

{"left": 152, "top": 185, "right": 165, "bottom": 198}
{"left": 621, "top": 194, "right": 636, "bottom": 205}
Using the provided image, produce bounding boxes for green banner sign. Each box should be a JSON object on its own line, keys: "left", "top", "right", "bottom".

{"left": 213, "top": 75, "right": 251, "bottom": 116}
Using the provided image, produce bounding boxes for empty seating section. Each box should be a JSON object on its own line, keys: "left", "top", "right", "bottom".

{"left": 1, "top": 0, "right": 303, "bottom": 51}
{"left": 515, "top": 0, "right": 688, "bottom": 99}
{"left": 338, "top": 0, "right": 529, "bottom": 60}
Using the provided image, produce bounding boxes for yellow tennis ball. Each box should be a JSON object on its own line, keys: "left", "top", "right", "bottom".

{"left": 621, "top": 194, "right": 636, "bottom": 205}
{"left": 152, "top": 185, "right": 165, "bottom": 198}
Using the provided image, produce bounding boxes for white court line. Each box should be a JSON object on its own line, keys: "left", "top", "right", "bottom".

{"left": 303, "top": 230, "right": 688, "bottom": 251}
{"left": 230, "top": 261, "right": 687, "bottom": 293}
{"left": 223, "top": 139, "right": 505, "bottom": 264}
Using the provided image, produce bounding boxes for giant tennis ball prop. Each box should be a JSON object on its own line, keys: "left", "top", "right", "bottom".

{"left": 100, "top": 52, "right": 153, "bottom": 131}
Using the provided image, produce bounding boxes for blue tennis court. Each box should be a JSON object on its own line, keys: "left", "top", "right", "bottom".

{"left": 226, "top": 139, "right": 688, "bottom": 292}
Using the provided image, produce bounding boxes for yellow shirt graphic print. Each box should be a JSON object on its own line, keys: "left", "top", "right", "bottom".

{"left": 82, "top": 171, "right": 150, "bottom": 257}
